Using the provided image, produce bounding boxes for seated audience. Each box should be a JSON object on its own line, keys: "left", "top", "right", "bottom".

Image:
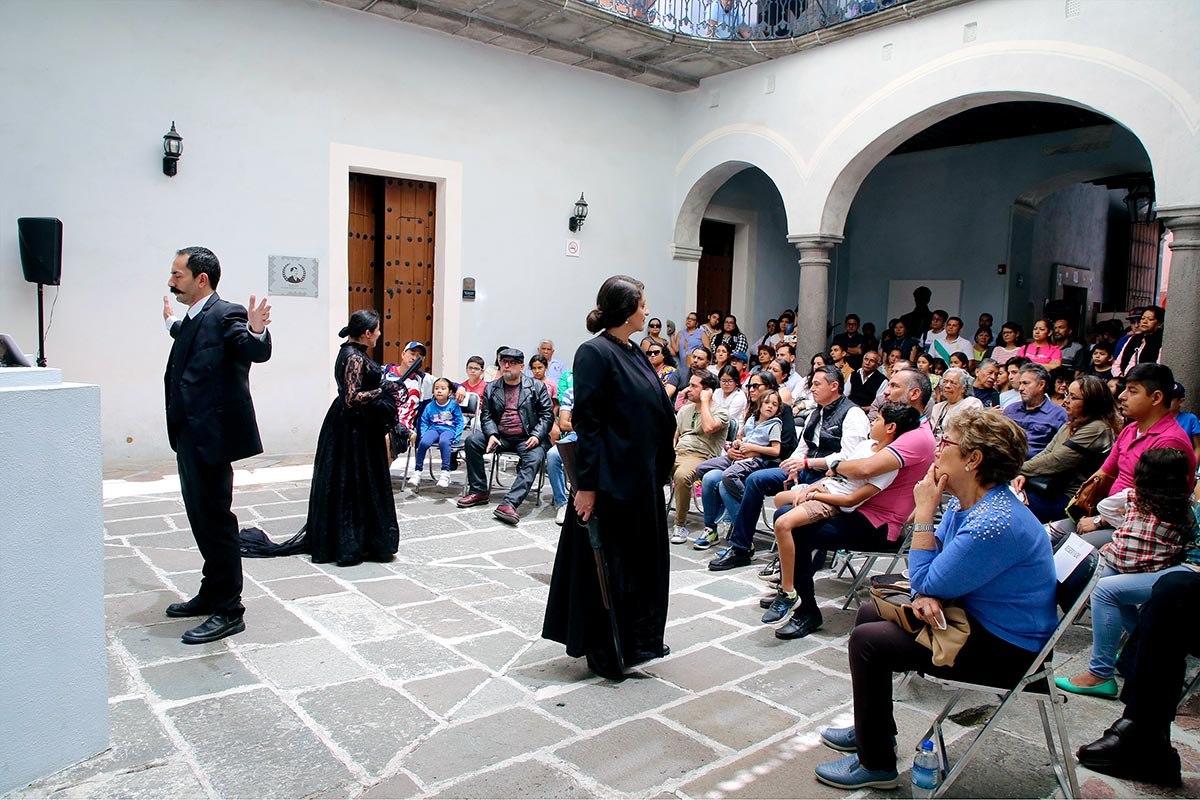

{"left": 829, "top": 344, "right": 853, "bottom": 387}
{"left": 1057, "top": 449, "right": 1196, "bottom": 699}
{"left": 460, "top": 355, "right": 487, "bottom": 399}
{"left": 832, "top": 314, "right": 867, "bottom": 369}
{"left": 526, "top": 339, "right": 565, "bottom": 384}
{"left": 457, "top": 348, "right": 554, "bottom": 526}
{"left": 1012, "top": 375, "right": 1120, "bottom": 521}
{"left": 712, "top": 314, "right": 749, "bottom": 356}
{"left": 640, "top": 319, "right": 672, "bottom": 363}
{"left": 1087, "top": 340, "right": 1116, "bottom": 381}
{"left": 1049, "top": 365, "right": 1073, "bottom": 408}
{"left": 971, "top": 358, "right": 1001, "bottom": 407}
{"left": 1018, "top": 319, "right": 1063, "bottom": 370}
{"left": 866, "top": 360, "right": 912, "bottom": 422}
{"left": 1053, "top": 318, "right": 1086, "bottom": 373}
{"left": 409, "top": 377, "right": 465, "bottom": 489}
{"left": 545, "top": 371, "right": 575, "bottom": 525}
{"left": 1114, "top": 305, "right": 1164, "bottom": 376}
{"left": 760, "top": 403, "right": 919, "bottom": 626}
{"left": 919, "top": 309, "right": 948, "bottom": 353}
{"left": 646, "top": 343, "right": 676, "bottom": 387}
{"left": 713, "top": 342, "right": 733, "bottom": 376}
{"left": 948, "top": 351, "right": 971, "bottom": 373}
{"left": 754, "top": 318, "right": 783, "bottom": 351}
{"left": 709, "top": 365, "right": 871, "bottom": 571}
{"left": 1004, "top": 363, "right": 1068, "bottom": 457}
{"left": 1072, "top": 364, "right": 1197, "bottom": 546}
{"left": 929, "top": 367, "right": 983, "bottom": 443}
{"left": 771, "top": 369, "right": 936, "bottom": 640}
{"left": 931, "top": 316, "right": 973, "bottom": 366}
{"left": 848, "top": 350, "right": 887, "bottom": 410}
{"left": 881, "top": 318, "right": 919, "bottom": 364}
{"left": 765, "top": 358, "right": 795, "bottom": 405}
{"left": 915, "top": 353, "right": 940, "bottom": 394}
{"left": 814, "top": 410, "right": 1056, "bottom": 790}
{"left": 972, "top": 327, "right": 993, "bottom": 366}
{"left": 998, "top": 355, "right": 1029, "bottom": 408}
{"left": 687, "top": 390, "right": 784, "bottom": 549}
{"left": 713, "top": 364, "right": 748, "bottom": 423}
{"left": 1076, "top": 569, "right": 1198, "bottom": 787}
{"left": 666, "top": 345, "right": 712, "bottom": 404}
{"left": 675, "top": 311, "right": 710, "bottom": 358}
{"left": 775, "top": 342, "right": 804, "bottom": 395}
{"left": 529, "top": 354, "right": 559, "bottom": 401}
{"left": 730, "top": 350, "right": 752, "bottom": 385}
{"left": 669, "top": 370, "right": 730, "bottom": 543}
{"left": 793, "top": 352, "right": 830, "bottom": 419}
{"left": 990, "top": 321, "right": 1026, "bottom": 366}
{"left": 752, "top": 343, "right": 775, "bottom": 376}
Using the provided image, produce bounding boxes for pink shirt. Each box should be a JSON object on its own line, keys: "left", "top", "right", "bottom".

{"left": 859, "top": 420, "right": 936, "bottom": 541}
{"left": 1102, "top": 414, "right": 1197, "bottom": 495}
{"left": 1019, "top": 343, "right": 1062, "bottom": 365}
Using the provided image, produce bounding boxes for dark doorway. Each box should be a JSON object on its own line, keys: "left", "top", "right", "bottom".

{"left": 698, "top": 219, "right": 734, "bottom": 320}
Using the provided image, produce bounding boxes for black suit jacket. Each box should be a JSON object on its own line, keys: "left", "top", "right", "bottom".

{"left": 164, "top": 294, "right": 272, "bottom": 465}
{"left": 573, "top": 334, "right": 676, "bottom": 500}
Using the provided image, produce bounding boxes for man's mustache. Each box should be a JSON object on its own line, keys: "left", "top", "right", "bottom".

{"left": 170, "top": 287, "right": 182, "bottom": 295}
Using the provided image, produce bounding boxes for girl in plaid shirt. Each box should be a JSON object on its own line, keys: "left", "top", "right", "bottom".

{"left": 1057, "top": 449, "right": 1198, "bottom": 697}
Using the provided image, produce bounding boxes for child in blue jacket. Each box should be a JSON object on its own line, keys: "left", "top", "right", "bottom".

{"left": 409, "top": 378, "right": 464, "bottom": 488}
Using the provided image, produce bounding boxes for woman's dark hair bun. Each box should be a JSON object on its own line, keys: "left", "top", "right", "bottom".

{"left": 588, "top": 275, "right": 644, "bottom": 333}
{"left": 337, "top": 325, "right": 352, "bottom": 338}
{"left": 341, "top": 308, "right": 381, "bottom": 340}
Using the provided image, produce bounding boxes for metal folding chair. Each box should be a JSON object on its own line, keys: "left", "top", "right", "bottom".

{"left": 836, "top": 523, "right": 914, "bottom": 609}
{"left": 912, "top": 553, "right": 1102, "bottom": 799}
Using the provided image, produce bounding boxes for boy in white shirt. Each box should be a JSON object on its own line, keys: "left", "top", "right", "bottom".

{"left": 759, "top": 402, "right": 922, "bottom": 624}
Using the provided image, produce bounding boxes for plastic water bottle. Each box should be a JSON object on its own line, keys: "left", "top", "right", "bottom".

{"left": 911, "top": 739, "right": 940, "bottom": 799}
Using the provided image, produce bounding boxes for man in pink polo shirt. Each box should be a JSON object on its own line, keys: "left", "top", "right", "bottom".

{"left": 773, "top": 367, "right": 936, "bottom": 641}
{"left": 1074, "top": 363, "right": 1195, "bottom": 546}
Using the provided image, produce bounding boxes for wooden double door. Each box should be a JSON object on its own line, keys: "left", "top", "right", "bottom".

{"left": 347, "top": 173, "right": 436, "bottom": 366}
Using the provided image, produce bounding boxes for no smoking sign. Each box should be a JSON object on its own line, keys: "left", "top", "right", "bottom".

{"left": 565, "top": 239, "right": 581, "bottom": 258}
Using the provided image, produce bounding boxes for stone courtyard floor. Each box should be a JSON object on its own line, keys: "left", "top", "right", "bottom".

{"left": 11, "top": 453, "right": 1200, "bottom": 799}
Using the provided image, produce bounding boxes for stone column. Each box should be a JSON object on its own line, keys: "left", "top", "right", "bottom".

{"left": 788, "top": 234, "right": 843, "bottom": 361}
{"left": 671, "top": 243, "right": 703, "bottom": 323}
{"left": 1158, "top": 207, "right": 1200, "bottom": 406}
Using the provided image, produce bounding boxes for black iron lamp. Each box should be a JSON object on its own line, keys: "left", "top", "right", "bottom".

{"left": 162, "top": 122, "right": 183, "bottom": 177}
{"left": 568, "top": 193, "right": 588, "bottom": 232}
{"left": 1124, "top": 180, "right": 1155, "bottom": 224}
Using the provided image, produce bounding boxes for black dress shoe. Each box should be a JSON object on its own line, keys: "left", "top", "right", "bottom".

{"left": 709, "top": 547, "right": 753, "bottom": 571}
{"left": 776, "top": 607, "right": 823, "bottom": 640}
{"left": 166, "top": 596, "right": 212, "bottom": 618}
{"left": 586, "top": 651, "right": 626, "bottom": 681}
{"left": 181, "top": 613, "right": 246, "bottom": 645}
{"left": 630, "top": 644, "right": 671, "bottom": 664}
{"left": 1077, "top": 719, "right": 1182, "bottom": 787}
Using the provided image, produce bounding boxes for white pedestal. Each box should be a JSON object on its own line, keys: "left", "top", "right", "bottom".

{"left": 0, "top": 368, "right": 108, "bottom": 793}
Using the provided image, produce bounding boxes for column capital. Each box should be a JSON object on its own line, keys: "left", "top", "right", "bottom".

{"left": 787, "top": 234, "right": 844, "bottom": 253}
{"left": 1157, "top": 207, "right": 1200, "bottom": 252}
{"left": 670, "top": 243, "right": 704, "bottom": 262}
{"left": 1155, "top": 204, "right": 1200, "bottom": 222}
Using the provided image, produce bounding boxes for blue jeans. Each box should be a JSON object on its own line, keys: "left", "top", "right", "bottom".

{"left": 728, "top": 467, "right": 825, "bottom": 552}
{"left": 415, "top": 427, "right": 455, "bottom": 470}
{"left": 546, "top": 433, "right": 576, "bottom": 507}
{"left": 701, "top": 469, "right": 728, "bottom": 529}
{"left": 1088, "top": 563, "right": 1193, "bottom": 678}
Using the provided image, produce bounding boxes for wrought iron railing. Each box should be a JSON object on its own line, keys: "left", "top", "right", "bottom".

{"left": 579, "top": 0, "right": 912, "bottom": 40}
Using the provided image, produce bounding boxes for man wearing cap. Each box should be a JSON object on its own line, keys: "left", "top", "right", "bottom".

{"left": 388, "top": 341, "right": 435, "bottom": 461}
{"left": 458, "top": 347, "right": 554, "bottom": 525}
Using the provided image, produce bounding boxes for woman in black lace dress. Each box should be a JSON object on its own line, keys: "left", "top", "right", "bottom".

{"left": 306, "top": 310, "right": 400, "bottom": 565}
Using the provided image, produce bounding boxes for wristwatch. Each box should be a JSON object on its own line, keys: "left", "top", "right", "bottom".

{"left": 829, "top": 459, "right": 841, "bottom": 476}
{"left": 913, "top": 523, "right": 936, "bottom": 532}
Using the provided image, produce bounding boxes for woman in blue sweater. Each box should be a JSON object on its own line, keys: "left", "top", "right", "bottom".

{"left": 815, "top": 408, "right": 1057, "bottom": 790}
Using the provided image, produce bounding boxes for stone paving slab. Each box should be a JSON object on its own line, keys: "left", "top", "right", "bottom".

{"left": 13, "top": 467, "right": 1195, "bottom": 799}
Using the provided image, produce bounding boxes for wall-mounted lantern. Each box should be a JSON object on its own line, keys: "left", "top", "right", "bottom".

{"left": 162, "top": 122, "right": 183, "bottom": 177}
{"left": 568, "top": 193, "right": 588, "bottom": 232}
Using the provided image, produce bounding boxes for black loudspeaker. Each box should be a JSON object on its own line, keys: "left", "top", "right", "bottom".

{"left": 17, "top": 217, "right": 63, "bottom": 286}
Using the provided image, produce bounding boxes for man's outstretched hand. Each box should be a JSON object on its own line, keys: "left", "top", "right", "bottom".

{"left": 248, "top": 295, "right": 272, "bottom": 333}
{"left": 162, "top": 295, "right": 173, "bottom": 322}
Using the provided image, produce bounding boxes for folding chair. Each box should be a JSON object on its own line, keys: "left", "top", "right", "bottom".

{"left": 488, "top": 444, "right": 548, "bottom": 506}
{"left": 426, "top": 392, "right": 479, "bottom": 480}
{"left": 912, "top": 553, "right": 1102, "bottom": 799}
{"left": 836, "top": 523, "right": 914, "bottom": 610}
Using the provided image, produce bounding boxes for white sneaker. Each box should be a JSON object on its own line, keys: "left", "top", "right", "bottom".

{"left": 407, "top": 471, "right": 421, "bottom": 487}
{"left": 555, "top": 504, "right": 567, "bottom": 525}
{"left": 716, "top": 518, "right": 732, "bottom": 539}
{"left": 670, "top": 525, "right": 690, "bottom": 544}
{"left": 436, "top": 473, "right": 451, "bottom": 488}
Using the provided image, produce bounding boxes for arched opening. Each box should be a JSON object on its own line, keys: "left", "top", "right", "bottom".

{"left": 827, "top": 100, "right": 1155, "bottom": 362}
{"left": 672, "top": 162, "right": 795, "bottom": 342}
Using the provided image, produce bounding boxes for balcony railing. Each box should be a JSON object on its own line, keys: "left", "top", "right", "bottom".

{"left": 578, "top": 0, "right": 912, "bottom": 40}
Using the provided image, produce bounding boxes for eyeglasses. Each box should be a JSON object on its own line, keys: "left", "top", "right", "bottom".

{"left": 748, "top": 382, "right": 765, "bottom": 389}
{"left": 649, "top": 323, "right": 661, "bottom": 328}
{"left": 466, "top": 365, "right": 482, "bottom": 371}
{"left": 719, "top": 378, "right": 736, "bottom": 385}
{"left": 936, "top": 439, "right": 960, "bottom": 452}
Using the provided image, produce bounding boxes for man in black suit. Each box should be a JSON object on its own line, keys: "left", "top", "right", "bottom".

{"left": 163, "top": 246, "right": 272, "bottom": 644}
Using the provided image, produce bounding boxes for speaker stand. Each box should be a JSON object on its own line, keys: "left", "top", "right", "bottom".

{"left": 36, "top": 282, "right": 47, "bottom": 367}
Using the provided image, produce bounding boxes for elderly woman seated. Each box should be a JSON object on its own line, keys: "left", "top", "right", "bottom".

{"left": 928, "top": 367, "right": 982, "bottom": 443}
{"left": 1012, "top": 374, "right": 1120, "bottom": 522}
{"left": 814, "top": 409, "right": 1058, "bottom": 790}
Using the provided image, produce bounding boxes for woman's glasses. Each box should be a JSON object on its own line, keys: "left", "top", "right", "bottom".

{"left": 649, "top": 323, "right": 661, "bottom": 328}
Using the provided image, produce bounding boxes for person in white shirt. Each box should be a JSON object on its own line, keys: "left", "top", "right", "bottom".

{"left": 919, "top": 309, "right": 949, "bottom": 352}
{"left": 713, "top": 365, "right": 748, "bottom": 423}
{"left": 931, "top": 316, "right": 973, "bottom": 365}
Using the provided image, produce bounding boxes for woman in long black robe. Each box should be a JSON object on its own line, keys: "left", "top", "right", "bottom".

{"left": 542, "top": 276, "right": 676, "bottom": 679}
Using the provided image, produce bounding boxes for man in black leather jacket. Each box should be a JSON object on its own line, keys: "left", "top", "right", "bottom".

{"left": 458, "top": 347, "right": 554, "bottom": 525}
